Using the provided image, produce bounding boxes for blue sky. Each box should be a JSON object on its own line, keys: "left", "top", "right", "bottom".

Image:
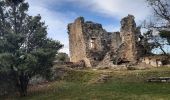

{"left": 26, "top": 0, "right": 152, "bottom": 54}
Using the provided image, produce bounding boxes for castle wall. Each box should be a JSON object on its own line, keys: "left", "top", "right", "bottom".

{"left": 68, "top": 17, "right": 114, "bottom": 67}
{"left": 119, "top": 15, "right": 141, "bottom": 63}
{"left": 68, "top": 15, "right": 145, "bottom": 67}
{"left": 111, "top": 32, "right": 122, "bottom": 51}
{"left": 68, "top": 17, "right": 87, "bottom": 62}
{"left": 82, "top": 22, "right": 112, "bottom": 66}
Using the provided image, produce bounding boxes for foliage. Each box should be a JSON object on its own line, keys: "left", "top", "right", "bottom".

{"left": 0, "top": 0, "right": 63, "bottom": 96}
{"left": 142, "top": 30, "right": 167, "bottom": 54}
{"left": 159, "top": 30, "right": 170, "bottom": 45}
{"left": 140, "top": 31, "right": 155, "bottom": 54}
{"left": 0, "top": 53, "right": 14, "bottom": 73}
{"left": 55, "top": 52, "right": 69, "bottom": 62}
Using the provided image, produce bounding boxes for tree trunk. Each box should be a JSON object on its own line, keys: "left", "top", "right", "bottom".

{"left": 159, "top": 45, "right": 167, "bottom": 55}
{"left": 18, "top": 72, "right": 29, "bottom": 97}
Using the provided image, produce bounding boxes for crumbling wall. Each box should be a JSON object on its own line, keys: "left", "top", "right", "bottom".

{"left": 68, "top": 15, "right": 145, "bottom": 68}
{"left": 68, "top": 17, "right": 87, "bottom": 63}
{"left": 68, "top": 17, "right": 114, "bottom": 67}
{"left": 96, "top": 52, "right": 114, "bottom": 68}
{"left": 82, "top": 21, "right": 112, "bottom": 66}
{"left": 117, "top": 15, "right": 142, "bottom": 63}
{"left": 111, "top": 32, "right": 122, "bottom": 52}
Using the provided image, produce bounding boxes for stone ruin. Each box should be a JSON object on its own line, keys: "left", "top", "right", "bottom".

{"left": 67, "top": 15, "right": 165, "bottom": 68}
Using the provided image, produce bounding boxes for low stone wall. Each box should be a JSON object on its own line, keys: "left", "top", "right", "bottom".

{"left": 147, "top": 77, "right": 170, "bottom": 83}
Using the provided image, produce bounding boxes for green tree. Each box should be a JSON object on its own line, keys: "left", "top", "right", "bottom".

{"left": 55, "top": 52, "right": 69, "bottom": 62}
{"left": 159, "top": 30, "right": 170, "bottom": 45}
{"left": 0, "top": 0, "right": 63, "bottom": 96}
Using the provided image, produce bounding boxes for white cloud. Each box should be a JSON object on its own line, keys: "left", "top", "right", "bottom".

{"left": 67, "top": 0, "right": 152, "bottom": 22}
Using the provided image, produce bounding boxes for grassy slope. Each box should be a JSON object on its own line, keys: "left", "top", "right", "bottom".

{"left": 3, "top": 67, "right": 170, "bottom": 100}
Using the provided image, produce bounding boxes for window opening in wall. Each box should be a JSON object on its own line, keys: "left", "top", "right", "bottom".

{"left": 90, "top": 38, "right": 96, "bottom": 49}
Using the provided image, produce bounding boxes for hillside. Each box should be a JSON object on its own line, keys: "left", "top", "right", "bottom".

{"left": 2, "top": 67, "right": 170, "bottom": 100}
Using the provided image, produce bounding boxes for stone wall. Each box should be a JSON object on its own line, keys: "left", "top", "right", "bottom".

{"left": 68, "top": 15, "right": 145, "bottom": 67}
{"left": 141, "top": 56, "right": 168, "bottom": 67}
{"left": 117, "top": 15, "right": 143, "bottom": 63}
{"left": 111, "top": 32, "right": 122, "bottom": 52}
{"left": 68, "top": 17, "right": 118, "bottom": 67}
{"left": 68, "top": 17, "right": 87, "bottom": 63}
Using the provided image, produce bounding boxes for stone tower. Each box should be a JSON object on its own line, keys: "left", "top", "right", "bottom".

{"left": 117, "top": 15, "right": 142, "bottom": 63}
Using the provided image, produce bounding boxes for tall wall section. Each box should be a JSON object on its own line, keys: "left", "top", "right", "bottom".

{"left": 68, "top": 17, "right": 117, "bottom": 67}
{"left": 68, "top": 17, "right": 87, "bottom": 63}
{"left": 82, "top": 21, "right": 112, "bottom": 66}
{"left": 119, "top": 15, "right": 142, "bottom": 63}
{"left": 111, "top": 32, "right": 122, "bottom": 52}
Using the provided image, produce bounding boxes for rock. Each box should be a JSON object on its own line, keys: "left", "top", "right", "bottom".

{"left": 88, "top": 74, "right": 112, "bottom": 84}
{"left": 147, "top": 77, "right": 170, "bottom": 83}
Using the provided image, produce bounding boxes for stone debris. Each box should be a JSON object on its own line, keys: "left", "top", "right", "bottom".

{"left": 88, "top": 74, "right": 112, "bottom": 84}
{"left": 147, "top": 77, "right": 170, "bottom": 83}
{"left": 96, "top": 74, "right": 112, "bottom": 83}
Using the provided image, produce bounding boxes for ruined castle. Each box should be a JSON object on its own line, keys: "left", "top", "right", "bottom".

{"left": 68, "top": 15, "right": 149, "bottom": 68}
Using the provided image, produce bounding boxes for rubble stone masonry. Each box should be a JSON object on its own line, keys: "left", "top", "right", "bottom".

{"left": 68, "top": 15, "right": 145, "bottom": 67}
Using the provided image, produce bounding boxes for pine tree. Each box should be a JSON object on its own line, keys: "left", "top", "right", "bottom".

{"left": 0, "top": 0, "right": 63, "bottom": 96}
